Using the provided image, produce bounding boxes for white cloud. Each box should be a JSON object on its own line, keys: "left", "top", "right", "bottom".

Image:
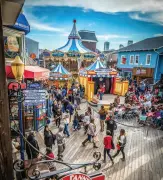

{"left": 25, "top": 0, "right": 163, "bottom": 13}
{"left": 97, "top": 34, "right": 128, "bottom": 40}
{"left": 130, "top": 12, "right": 163, "bottom": 26}
{"left": 88, "top": 22, "right": 95, "bottom": 27}
{"left": 154, "top": 34, "right": 163, "bottom": 37}
{"left": 24, "top": 9, "right": 64, "bottom": 32}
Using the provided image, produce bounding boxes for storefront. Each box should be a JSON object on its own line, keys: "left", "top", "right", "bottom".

{"left": 132, "top": 67, "right": 154, "bottom": 83}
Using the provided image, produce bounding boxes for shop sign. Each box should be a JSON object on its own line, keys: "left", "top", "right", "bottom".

{"left": 109, "top": 71, "right": 117, "bottom": 75}
{"left": 28, "top": 82, "right": 41, "bottom": 89}
{"left": 136, "top": 69, "right": 146, "bottom": 75}
{"left": 61, "top": 173, "right": 105, "bottom": 180}
{"left": 61, "top": 174, "right": 91, "bottom": 180}
{"left": 88, "top": 71, "right": 96, "bottom": 75}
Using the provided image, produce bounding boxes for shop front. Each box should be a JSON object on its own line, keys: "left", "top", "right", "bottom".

{"left": 132, "top": 67, "right": 154, "bottom": 83}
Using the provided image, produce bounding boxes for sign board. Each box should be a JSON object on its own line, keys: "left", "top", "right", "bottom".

{"left": 27, "top": 82, "right": 42, "bottom": 89}
{"left": 136, "top": 69, "right": 146, "bottom": 75}
{"left": 23, "top": 89, "right": 48, "bottom": 106}
{"left": 61, "top": 173, "right": 105, "bottom": 180}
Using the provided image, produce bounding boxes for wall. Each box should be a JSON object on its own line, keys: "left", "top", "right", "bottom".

{"left": 154, "top": 55, "right": 163, "bottom": 82}
{"left": 117, "top": 51, "right": 158, "bottom": 69}
{"left": 82, "top": 41, "right": 96, "bottom": 52}
{"left": 25, "top": 37, "right": 39, "bottom": 58}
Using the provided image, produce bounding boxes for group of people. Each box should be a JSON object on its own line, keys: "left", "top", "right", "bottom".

{"left": 24, "top": 81, "right": 127, "bottom": 168}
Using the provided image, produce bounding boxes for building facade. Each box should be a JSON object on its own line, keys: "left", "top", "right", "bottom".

{"left": 25, "top": 37, "right": 39, "bottom": 58}
{"left": 117, "top": 36, "right": 163, "bottom": 83}
{"left": 78, "top": 30, "right": 98, "bottom": 52}
{"left": 104, "top": 42, "right": 110, "bottom": 51}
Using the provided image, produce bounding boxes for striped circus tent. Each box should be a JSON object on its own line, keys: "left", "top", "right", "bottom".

{"left": 50, "top": 63, "right": 71, "bottom": 80}
{"left": 86, "top": 57, "right": 106, "bottom": 71}
{"left": 52, "top": 20, "right": 95, "bottom": 57}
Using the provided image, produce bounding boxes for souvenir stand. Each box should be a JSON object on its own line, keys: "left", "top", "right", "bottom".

{"left": 79, "top": 58, "right": 118, "bottom": 101}
{"left": 49, "top": 63, "right": 72, "bottom": 88}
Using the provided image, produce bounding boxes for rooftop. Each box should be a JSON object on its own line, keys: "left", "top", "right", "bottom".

{"left": 78, "top": 30, "right": 98, "bottom": 42}
{"left": 119, "top": 36, "right": 163, "bottom": 52}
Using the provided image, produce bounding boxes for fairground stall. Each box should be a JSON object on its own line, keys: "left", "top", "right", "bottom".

{"left": 42, "top": 20, "right": 97, "bottom": 77}
{"left": 79, "top": 58, "right": 129, "bottom": 101}
{"left": 79, "top": 58, "right": 117, "bottom": 101}
{"left": 49, "top": 63, "right": 72, "bottom": 88}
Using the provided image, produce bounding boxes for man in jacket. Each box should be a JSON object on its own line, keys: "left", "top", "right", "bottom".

{"left": 105, "top": 115, "right": 117, "bottom": 137}
{"left": 26, "top": 132, "right": 39, "bottom": 160}
{"left": 56, "top": 126, "right": 65, "bottom": 161}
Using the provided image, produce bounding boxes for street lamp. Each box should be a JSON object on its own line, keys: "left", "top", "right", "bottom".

{"left": 11, "top": 56, "right": 24, "bottom": 81}
{"left": 10, "top": 56, "right": 25, "bottom": 160}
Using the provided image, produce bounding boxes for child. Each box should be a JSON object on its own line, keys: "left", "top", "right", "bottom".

{"left": 112, "top": 129, "right": 126, "bottom": 161}
{"left": 103, "top": 130, "right": 114, "bottom": 165}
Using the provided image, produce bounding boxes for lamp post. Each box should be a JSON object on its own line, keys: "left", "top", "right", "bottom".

{"left": 11, "top": 56, "right": 25, "bottom": 160}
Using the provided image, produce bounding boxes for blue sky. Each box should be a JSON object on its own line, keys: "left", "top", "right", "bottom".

{"left": 24, "top": 0, "right": 163, "bottom": 51}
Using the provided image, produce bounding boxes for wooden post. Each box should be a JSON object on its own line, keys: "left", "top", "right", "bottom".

{"left": 0, "top": 2, "right": 13, "bottom": 179}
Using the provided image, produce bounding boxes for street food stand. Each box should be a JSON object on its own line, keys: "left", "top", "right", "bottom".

{"left": 49, "top": 63, "right": 72, "bottom": 88}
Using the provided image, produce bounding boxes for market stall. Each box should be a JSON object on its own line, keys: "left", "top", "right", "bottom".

{"left": 49, "top": 62, "right": 72, "bottom": 88}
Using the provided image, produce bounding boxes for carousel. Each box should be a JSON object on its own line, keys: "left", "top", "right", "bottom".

{"left": 49, "top": 63, "right": 72, "bottom": 88}
{"left": 42, "top": 20, "right": 97, "bottom": 76}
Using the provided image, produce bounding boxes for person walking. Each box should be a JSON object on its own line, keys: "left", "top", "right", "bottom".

{"left": 103, "top": 130, "right": 115, "bottom": 165}
{"left": 44, "top": 125, "right": 54, "bottom": 149}
{"left": 26, "top": 132, "right": 39, "bottom": 160}
{"left": 112, "top": 129, "right": 126, "bottom": 161}
{"left": 105, "top": 114, "right": 117, "bottom": 137}
{"left": 82, "top": 119, "right": 98, "bottom": 148}
{"left": 63, "top": 110, "right": 70, "bottom": 137}
{"left": 99, "top": 106, "right": 108, "bottom": 132}
{"left": 56, "top": 126, "right": 65, "bottom": 161}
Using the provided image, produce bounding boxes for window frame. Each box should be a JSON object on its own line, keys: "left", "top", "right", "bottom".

{"left": 129, "top": 55, "right": 134, "bottom": 64}
{"left": 121, "top": 55, "right": 126, "bottom": 64}
{"left": 146, "top": 54, "right": 151, "bottom": 65}
{"left": 135, "top": 55, "right": 139, "bottom": 65}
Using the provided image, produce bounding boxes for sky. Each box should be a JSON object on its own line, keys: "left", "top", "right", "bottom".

{"left": 24, "top": 0, "right": 163, "bottom": 51}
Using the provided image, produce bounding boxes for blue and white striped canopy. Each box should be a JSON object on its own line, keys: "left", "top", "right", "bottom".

{"left": 51, "top": 63, "right": 70, "bottom": 75}
{"left": 56, "top": 20, "right": 93, "bottom": 54}
{"left": 86, "top": 57, "right": 106, "bottom": 71}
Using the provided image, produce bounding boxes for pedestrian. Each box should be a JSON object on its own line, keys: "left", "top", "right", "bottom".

{"left": 114, "top": 95, "right": 120, "bottom": 107}
{"left": 73, "top": 111, "right": 79, "bottom": 131}
{"left": 103, "top": 130, "right": 115, "bottom": 165}
{"left": 56, "top": 126, "right": 65, "bottom": 161}
{"left": 26, "top": 132, "right": 39, "bottom": 160}
{"left": 66, "top": 102, "right": 74, "bottom": 122}
{"left": 105, "top": 114, "right": 117, "bottom": 137}
{"left": 63, "top": 110, "right": 70, "bottom": 137}
{"left": 44, "top": 125, "right": 54, "bottom": 149}
{"left": 99, "top": 105, "right": 108, "bottom": 132}
{"left": 112, "top": 129, "right": 126, "bottom": 161}
{"left": 82, "top": 118, "right": 98, "bottom": 148}
{"left": 83, "top": 112, "right": 90, "bottom": 134}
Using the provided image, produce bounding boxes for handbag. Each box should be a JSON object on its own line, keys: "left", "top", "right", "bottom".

{"left": 93, "top": 136, "right": 99, "bottom": 142}
{"left": 116, "top": 144, "right": 120, "bottom": 150}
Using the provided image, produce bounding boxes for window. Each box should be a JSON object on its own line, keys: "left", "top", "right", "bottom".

{"left": 146, "top": 54, "right": 151, "bottom": 65}
{"left": 130, "top": 55, "right": 134, "bottom": 64}
{"left": 121, "top": 55, "right": 126, "bottom": 64}
{"left": 135, "top": 55, "right": 139, "bottom": 64}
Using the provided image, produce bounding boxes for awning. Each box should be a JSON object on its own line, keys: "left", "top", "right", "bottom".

{"left": 6, "top": 65, "right": 50, "bottom": 80}
{"left": 8, "top": 13, "right": 30, "bottom": 34}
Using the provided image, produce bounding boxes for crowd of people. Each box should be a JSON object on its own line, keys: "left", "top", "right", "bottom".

{"left": 23, "top": 82, "right": 127, "bottom": 171}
